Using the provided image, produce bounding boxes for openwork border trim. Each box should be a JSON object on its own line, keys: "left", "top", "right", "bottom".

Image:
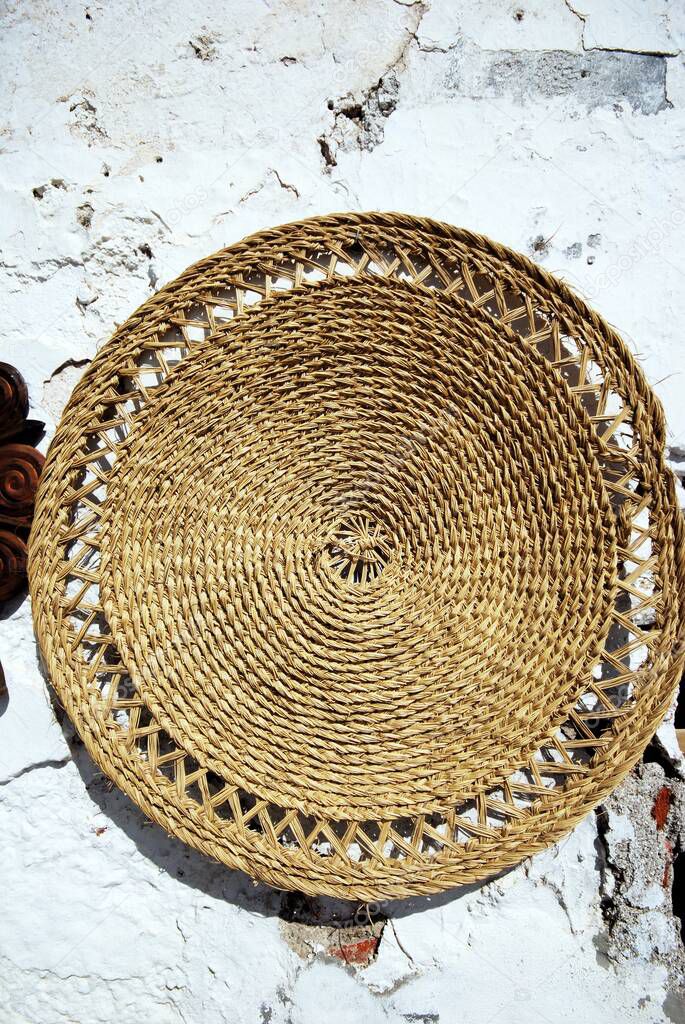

{"left": 31, "top": 215, "right": 682, "bottom": 896}
{"left": 57, "top": 236, "right": 662, "bottom": 868}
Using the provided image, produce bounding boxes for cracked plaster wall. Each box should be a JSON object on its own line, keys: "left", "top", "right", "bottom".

{"left": 2, "top": 2, "right": 685, "bottom": 1022}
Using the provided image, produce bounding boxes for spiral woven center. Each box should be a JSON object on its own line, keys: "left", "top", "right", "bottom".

{"left": 99, "top": 279, "right": 616, "bottom": 820}
{"left": 326, "top": 515, "right": 392, "bottom": 585}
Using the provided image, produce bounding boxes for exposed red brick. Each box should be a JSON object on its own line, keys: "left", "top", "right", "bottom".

{"left": 328, "top": 936, "right": 378, "bottom": 966}
{"left": 652, "top": 786, "right": 672, "bottom": 831}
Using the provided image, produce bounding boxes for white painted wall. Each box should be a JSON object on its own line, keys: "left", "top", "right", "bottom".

{"left": 2, "top": 2, "right": 685, "bottom": 1021}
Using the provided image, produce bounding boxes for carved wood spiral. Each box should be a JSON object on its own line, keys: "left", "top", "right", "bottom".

{"left": 0, "top": 530, "right": 28, "bottom": 602}
{"left": 0, "top": 363, "right": 44, "bottom": 692}
{"left": 0, "top": 362, "right": 29, "bottom": 442}
{"left": 0, "top": 444, "right": 45, "bottom": 526}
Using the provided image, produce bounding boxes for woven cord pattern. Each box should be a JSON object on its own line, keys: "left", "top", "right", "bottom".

{"left": 29, "top": 213, "right": 685, "bottom": 899}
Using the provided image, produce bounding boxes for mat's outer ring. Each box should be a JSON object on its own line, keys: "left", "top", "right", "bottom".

{"left": 29, "top": 213, "right": 685, "bottom": 900}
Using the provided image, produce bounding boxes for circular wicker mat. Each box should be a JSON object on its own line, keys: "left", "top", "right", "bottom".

{"left": 30, "top": 213, "right": 685, "bottom": 900}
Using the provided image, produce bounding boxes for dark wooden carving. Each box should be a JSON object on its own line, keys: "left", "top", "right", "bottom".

{"left": 0, "top": 363, "right": 29, "bottom": 442}
{"left": 0, "top": 530, "right": 28, "bottom": 602}
{"left": 0, "top": 364, "right": 45, "bottom": 695}
{"left": 0, "top": 444, "right": 44, "bottom": 526}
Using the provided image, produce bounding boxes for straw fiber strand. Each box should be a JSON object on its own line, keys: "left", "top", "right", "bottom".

{"left": 29, "top": 213, "right": 685, "bottom": 899}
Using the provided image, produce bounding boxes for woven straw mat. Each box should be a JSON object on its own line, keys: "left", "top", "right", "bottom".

{"left": 29, "top": 213, "right": 685, "bottom": 900}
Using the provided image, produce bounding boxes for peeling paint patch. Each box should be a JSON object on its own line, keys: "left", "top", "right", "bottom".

{"left": 189, "top": 33, "right": 218, "bottom": 61}
{"left": 278, "top": 891, "right": 385, "bottom": 967}
{"left": 654, "top": 786, "right": 673, "bottom": 831}
{"left": 76, "top": 202, "right": 94, "bottom": 229}
{"left": 446, "top": 46, "right": 671, "bottom": 114}
{"left": 328, "top": 936, "right": 379, "bottom": 966}
{"left": 321, "top": 70, "right": 400, "bottom": 166}
{"left": 594, "top": 764, "right": 685, "bottom": 989}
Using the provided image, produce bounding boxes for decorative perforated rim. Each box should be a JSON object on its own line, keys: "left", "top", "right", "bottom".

{"left": 30, "top": 213, "right": 685, "bottom": 899}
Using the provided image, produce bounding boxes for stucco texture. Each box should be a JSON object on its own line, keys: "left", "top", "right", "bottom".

{"left": 2, "top": 2, "right": 685, "bottom": 1022}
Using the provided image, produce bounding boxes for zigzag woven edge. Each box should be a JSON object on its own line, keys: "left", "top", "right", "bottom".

{"left": 28, "top": 213, "right": 685, "bottom": 899}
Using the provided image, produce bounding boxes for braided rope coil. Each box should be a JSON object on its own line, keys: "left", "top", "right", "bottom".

{"left": 29, "top": 213, "right": 685, "bottom": 899}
